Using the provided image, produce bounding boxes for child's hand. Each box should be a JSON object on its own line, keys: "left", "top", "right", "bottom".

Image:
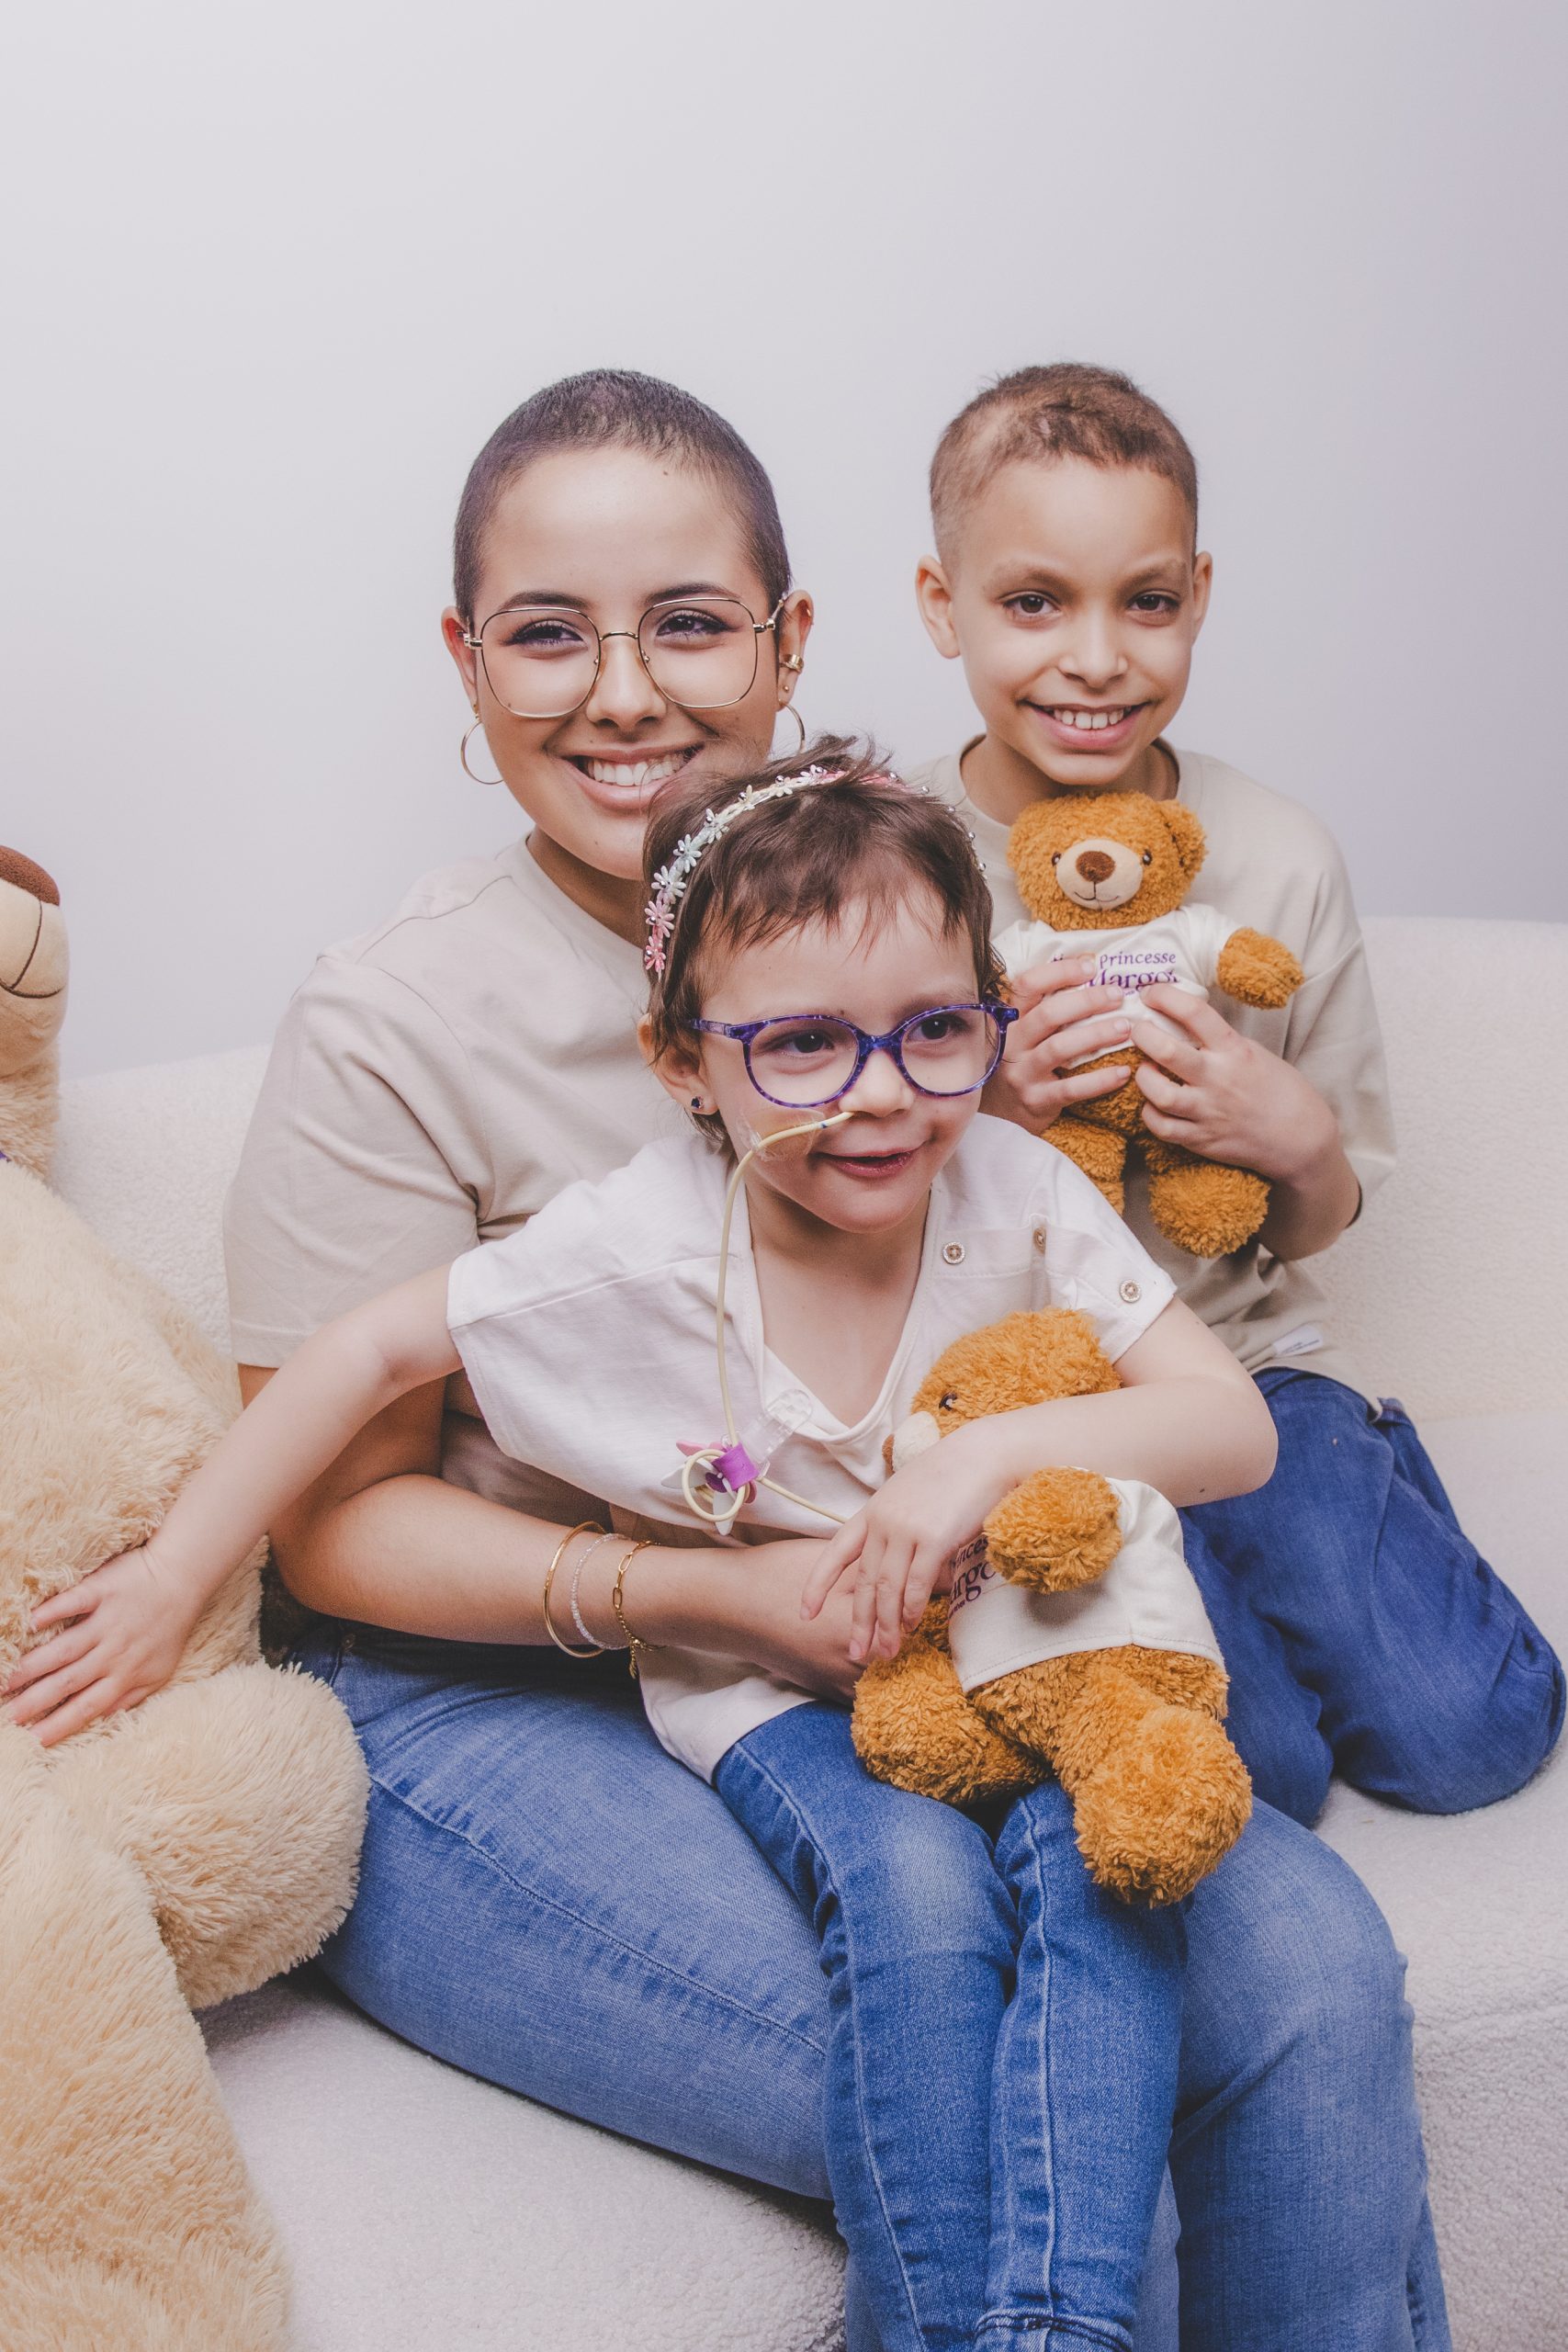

{"left": 983, "top": 956, "right": 1134, "bottom": 1131}
{"left": 1132, "top": 987, "right": 1337, "bottom": 1182}
{"left": 799, "top": 1421, "right": 1019, "bottom": 1665}
{"left": 1, "top": 1540, "right": 204, "bottom": 1747}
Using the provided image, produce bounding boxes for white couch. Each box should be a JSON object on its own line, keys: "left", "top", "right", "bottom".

{"left": 52, "top": 916, "right": 1566, "bottom": 2352}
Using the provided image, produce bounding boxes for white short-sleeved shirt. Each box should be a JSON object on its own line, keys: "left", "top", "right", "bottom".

{"left": 446, "top": 1115, "right": 1178, "bottom": 1780}
{"left": 994, "top": 903, "right": 1239, "bottom": 1065}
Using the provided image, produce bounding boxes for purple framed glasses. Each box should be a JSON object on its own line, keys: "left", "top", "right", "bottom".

{"left": 690, "top": 1001, "right": 1018, "bottom": 1110}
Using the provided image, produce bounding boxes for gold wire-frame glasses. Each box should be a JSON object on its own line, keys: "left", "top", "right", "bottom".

{"left": 464, "top": 594, "right": 788, "bottom": 720}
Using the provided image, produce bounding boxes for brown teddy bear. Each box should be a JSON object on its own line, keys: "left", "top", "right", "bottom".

{"left": 851, "top": 1309, "right": 1252, "bottom": 1905}
{"left": 998, "top": 791, "right": 1304, "bottom": 1258}
{"left": 0, "top": 846, "right": 368, "bottom": 2352}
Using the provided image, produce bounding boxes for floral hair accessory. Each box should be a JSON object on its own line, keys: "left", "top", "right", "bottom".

{"left": 644, "top": 763, "right": 843, "bottom": 976}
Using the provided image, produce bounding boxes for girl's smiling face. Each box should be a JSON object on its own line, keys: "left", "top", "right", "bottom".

{"left": 443, "top": 445, "right": 811, "bottom": 926}
{"left": 659, "top": 890, "right": 989, "bottom": 1241}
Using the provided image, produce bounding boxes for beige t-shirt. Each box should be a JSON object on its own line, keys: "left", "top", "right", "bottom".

{"left": 912, "top": 743, "right": 1395, "bottom": 1399}
{"left": 224, "top": 835, "right": 685, "bottom": 1510}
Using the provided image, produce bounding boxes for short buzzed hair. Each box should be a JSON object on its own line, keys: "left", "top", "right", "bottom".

{"left": 930, "top": 363, "right": 1199, "bottom": 560}
{"left": 454, "top": 369, "right": 791, "bottom": 625}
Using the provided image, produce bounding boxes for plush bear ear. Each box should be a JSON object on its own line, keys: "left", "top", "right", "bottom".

{"left": 1160, "top": 801, "right": 1207, "bottom": 883}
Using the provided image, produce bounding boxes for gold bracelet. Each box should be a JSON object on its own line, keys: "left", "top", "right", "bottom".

{"left": 610, "top": 1541, "right": 657, "bottom": 1680}
{"left": 542, "top": 1521, "right": 607, "bottom": 1658}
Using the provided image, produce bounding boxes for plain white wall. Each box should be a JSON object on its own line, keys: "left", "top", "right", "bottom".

{"left": 2, "top": 0, "right": 1563, "bottom": 1078}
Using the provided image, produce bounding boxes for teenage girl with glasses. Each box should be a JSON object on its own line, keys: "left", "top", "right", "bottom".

{"left": 10, "top": 375, "right": 1445, "bottom": 2349}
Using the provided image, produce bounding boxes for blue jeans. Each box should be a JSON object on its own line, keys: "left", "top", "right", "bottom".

{"left": 1182, "top": 1371, "right": 1564, "bottom": 1826}
{"left": 295, "top": 1623, "right": 1450, "bottom": 2351}
{"left": 716, "top": 1703, "right": 1184, "bottom": 2352}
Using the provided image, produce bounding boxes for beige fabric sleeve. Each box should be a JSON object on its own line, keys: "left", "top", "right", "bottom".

{"left": 223, "top": 956, "right": 491, "bottom": 1365}
{"left": 1273, "top": 839, "right": 1396, "bottom": 1213}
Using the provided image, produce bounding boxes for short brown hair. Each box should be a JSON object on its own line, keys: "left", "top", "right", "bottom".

{"left": 644, "top": 735, "right": 1003, "bottom": 1146}
{"left": 930, "top": 362, "right": 1199, "bottom": 559}
{"left": 453, "top": 369, "right": 790, "bottom": 626}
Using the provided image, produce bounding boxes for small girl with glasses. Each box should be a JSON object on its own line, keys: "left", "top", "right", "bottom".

{"left": 44, "top": 737, "right": 1277, "bottom": 2348}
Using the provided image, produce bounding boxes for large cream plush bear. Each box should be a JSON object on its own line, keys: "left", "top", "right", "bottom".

{"left": 0, "top": 847, "right": 368, "bottom": 2352}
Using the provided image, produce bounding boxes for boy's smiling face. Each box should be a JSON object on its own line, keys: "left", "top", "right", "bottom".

{"left": 917, "top": 457, "right": 1212, "bottom": 817}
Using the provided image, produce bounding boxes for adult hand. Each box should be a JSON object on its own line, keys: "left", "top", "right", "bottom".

{"left": 1131, "top": 986, "right": 1337, "bottom": 1182}
{"left": 685, "top": 1537, "right": 866, "bottom": 1703}
{"left": 983, "top": 956, "right": 1134, "bottom": 1133}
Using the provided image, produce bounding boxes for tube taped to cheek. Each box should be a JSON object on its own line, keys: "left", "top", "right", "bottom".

{"left": 739, "top": 1109, "right": 853, "bottom": 1163}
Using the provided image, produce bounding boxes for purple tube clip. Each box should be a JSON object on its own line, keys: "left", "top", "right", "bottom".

{"left": 707, "top": 1441, "right": 761, "bottom": 1494}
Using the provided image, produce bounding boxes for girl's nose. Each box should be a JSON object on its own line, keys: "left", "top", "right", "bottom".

{"left": 581, "top": 630, "right": 668, "bottom": 729}
{"left": 839, "top": 1046, "right": 915, "bottom": 1116}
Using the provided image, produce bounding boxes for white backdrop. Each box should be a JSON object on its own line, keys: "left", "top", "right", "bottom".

{"left": 2, "top": 0, "right": 1564, "bottom": 1078}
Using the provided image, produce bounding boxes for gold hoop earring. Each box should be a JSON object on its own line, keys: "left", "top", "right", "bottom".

{"left": 460, "top": 716, "right": 502, "bottom": 786}
{"left": 775, "top": 703, "right": 807, "bottom": 755}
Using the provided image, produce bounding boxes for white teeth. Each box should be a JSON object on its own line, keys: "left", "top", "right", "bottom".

{"left": 583, "top": 752, "right": 688, "bottom": 789}
{"left": 1055, "top": 707, "right": 1125, "bottom": 731}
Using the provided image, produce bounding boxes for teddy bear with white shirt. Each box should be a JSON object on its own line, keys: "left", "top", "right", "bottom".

{"left": 999, "top": 792, "right": 1303, "bottom": 1258}
{"left": 850, "top": 1308, "right": 1252, "bottom": 1905}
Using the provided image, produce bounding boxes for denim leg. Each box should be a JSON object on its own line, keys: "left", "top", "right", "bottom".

{"left": 979, "top": 1779, "right": 1186, "bottom": 2352}
{"left": 1173, "top": 1799, "right": 1450, "bottom": 2351}
{"left": 1185, "top": 1371, "right": 1563, "bottom": 1812}
{"left": 717, "top": 1703, "right": 1005, "bottom": 2352}
{"left": 717, "top": 1707, "right": 1184, "bottom": 2352}
{"left": 294, "top": 1626, "right": 831, "bottom": 2197}
{"left": 1179, "top": 1511, "right": 1334, "bottom": 1826}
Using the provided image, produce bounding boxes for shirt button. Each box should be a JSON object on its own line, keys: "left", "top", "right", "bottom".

{"left": 1032, "top": 1226, "right": 1047, "bottom": 1252}
{"left": 942, "top": 1241, "right": 966, "bottom": 1266}
{"left": 1119, "top": 1279, "right": 1142, "bottom": 1304}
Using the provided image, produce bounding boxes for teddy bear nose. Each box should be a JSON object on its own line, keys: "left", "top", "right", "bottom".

{"left": 1074, "top": 850, "right": 1115, "bottom": 884}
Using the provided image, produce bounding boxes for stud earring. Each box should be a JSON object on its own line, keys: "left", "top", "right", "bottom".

{"left": 690, "top": 1095, "right": 706, "bottom": 1113}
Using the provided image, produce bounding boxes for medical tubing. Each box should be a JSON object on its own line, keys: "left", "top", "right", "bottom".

{"left": 680, "top": 1113, "right": 852, "bottom": 1532}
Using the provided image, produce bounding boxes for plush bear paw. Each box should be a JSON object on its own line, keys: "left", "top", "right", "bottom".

{"left": 1144, "top": 1156, "right": 1271, "bottom": 1258}
{"left": 1071, "top": 1705, "right": 1253, "bottom": 1905}
{"left": 985, "top": 1466, "right": 1122, "bottom": 1592}
{"left": 852, "top": 1603, "right": 1039, "bottom": 1806}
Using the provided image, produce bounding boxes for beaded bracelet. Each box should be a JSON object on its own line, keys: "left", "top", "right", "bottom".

{"left": 569, "top": 1531, "right": 620, "bottom": 1651}
{"left": 611, "top": 1541, "right": 656, "bottom": 1680}
{"left": 541, "top": 1522, "right": 607, "bottom": 1659}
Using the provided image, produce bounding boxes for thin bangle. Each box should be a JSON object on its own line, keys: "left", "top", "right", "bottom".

{"left": 610, "top": 1541, "right": 657, "bottom": 1680}
{"left": 542, "top": 1522, "right": 606, "bottom": 1658}
{"left": 569, "top": 1531, "right": 619, "bottom": 1650}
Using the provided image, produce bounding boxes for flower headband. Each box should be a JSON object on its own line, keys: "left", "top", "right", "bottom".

{"left": 644, "top": 763, "right": 844, "bottom": 976}
{"left": 641, "top": 760, "right": 978, "bottom": 976}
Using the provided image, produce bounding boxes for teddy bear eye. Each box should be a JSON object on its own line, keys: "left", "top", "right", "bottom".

{"left": 1142, "top": 850, "right": 1153, "bottom": 865}
{"left": 939, "top": 1391, "right": 959, "bottom": 1411}
{"left": 1051, "top": 852, "right": 1061, "bottom": 866}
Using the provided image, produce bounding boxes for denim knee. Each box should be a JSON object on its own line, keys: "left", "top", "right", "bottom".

{"left": 1376, "top": 1632, "right": 1565, "bottom": 1815}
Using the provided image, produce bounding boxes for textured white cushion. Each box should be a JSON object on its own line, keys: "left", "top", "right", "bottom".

{"left": 1316, "top": 1408, "right": 1566, "bottom": 2352}
{"left": 1317, "top": 918, "right": 1568, "bottom": 1417}
{"left": 49, "top": 917, "right": 1568, "bottom": 2352}
{"left": 202, "top": 1979, "right": 844, "bottom": 2352}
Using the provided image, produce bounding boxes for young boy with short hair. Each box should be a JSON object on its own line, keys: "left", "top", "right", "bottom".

{"left": 912, "top": 362, "right": 1562, "bottom": 1823}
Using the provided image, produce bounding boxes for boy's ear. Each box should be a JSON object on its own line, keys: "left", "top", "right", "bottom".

{"left": 1190, "top": 550, "right": 1213, "bottom": 639}
{"left": 915, "top": 556, "right": 962, "bottom": 659}
{"left": 1161, "top": 801, "right": 1207, "bottom": 883}
{"left": 639, "top": 1012, "right": 706, "bottom": 1111}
